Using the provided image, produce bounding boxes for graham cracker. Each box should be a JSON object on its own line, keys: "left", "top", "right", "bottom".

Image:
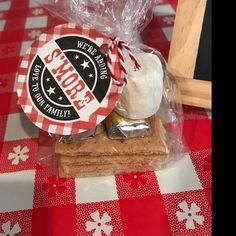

{"left": 58, "top": 161, "right": 161, "bottom": 178}
{"left": 55, "top": 116, "right": 169, "bottom": 156}
{"left": 59, "top": 153, "right": 168, "bottom": 166}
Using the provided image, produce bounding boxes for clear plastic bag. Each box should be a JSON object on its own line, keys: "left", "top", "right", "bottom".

{"left": 36, "top": 0, "right": 154, "bottom": 43}
{"left": 35, "top": 0, "right": 187, "bottom": 177}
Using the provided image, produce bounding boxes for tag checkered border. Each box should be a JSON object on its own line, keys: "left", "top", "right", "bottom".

{"left": 16, "top": 23, "right": 123, "bottom": 135}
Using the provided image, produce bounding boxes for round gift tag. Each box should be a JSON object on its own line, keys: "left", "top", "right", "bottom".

{"left": 17, "top": 23, "right": 123, "bottom": 135}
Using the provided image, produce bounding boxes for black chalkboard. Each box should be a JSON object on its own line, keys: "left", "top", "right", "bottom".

{"left": 194, "top": 0, "right": 212, "bottom": 81}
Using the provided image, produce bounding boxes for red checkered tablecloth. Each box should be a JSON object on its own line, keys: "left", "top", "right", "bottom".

{"left": 0, "top": 0, "right": 212, "bottom": 235}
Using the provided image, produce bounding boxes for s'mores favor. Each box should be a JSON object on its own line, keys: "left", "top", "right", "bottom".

{"left": 16, "top": 1, "right": 182, "bottom": 178}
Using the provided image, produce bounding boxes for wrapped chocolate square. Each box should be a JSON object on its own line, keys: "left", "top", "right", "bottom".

{"left": 16, "top": 0, "right": 186, "bottom": 178}
{"left": 105, "top": 111, "right": 153, "bottom": 139}
{"left": 54, "top": 124, "right": 104, "bottom": 143}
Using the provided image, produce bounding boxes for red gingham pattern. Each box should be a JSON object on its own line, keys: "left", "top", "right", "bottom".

{"left": 16, "top": 23, "right": 123, "bottom": 135}
{"left": 0, "top": 1, "right": 211, "bottom": 235}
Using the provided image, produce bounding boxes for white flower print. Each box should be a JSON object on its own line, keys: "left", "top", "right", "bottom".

{"left": 86, "top": 211, "right": 113, "bottom": 236}
{"left": 28, "top": 30, "right": 41, "bottom": 39}
{"left": 0, "top": 221, "right": 21, "bottom": 236}
{"left": 163, "top": 16, "right": 175, "bottom": 25}
{"left": 176, "top": 201, "right": 204, "bottom": 230}
{"left": 8, "top": 145, "right": 29, "bottom": 165}
{"left": 32, "top": 8, "right": 43, "bottom": 15}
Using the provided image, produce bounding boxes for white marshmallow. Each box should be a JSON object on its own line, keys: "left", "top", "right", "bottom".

{"left": 115, "top": 52, "right": 164, "bottom": 119}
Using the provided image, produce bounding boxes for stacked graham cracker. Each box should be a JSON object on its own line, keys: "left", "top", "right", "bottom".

{"left": 55, "top": 116, "right": 169, "bottom": 177}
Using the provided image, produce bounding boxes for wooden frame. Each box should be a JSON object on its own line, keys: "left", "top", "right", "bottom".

{"left": 167, "top": 0, "right": 211, "bottom": 109}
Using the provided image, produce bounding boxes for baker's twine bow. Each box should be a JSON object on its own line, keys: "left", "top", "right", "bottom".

{"left": 107, "top": 37, "right": 141, "bottom": 87}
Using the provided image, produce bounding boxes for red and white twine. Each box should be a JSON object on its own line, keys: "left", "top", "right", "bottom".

{"left": 107, "top": 37, "right": 141, "bottom": 87}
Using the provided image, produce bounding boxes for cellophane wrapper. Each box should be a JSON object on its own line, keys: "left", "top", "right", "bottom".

{"left": 36, "top": 0, "right": 189, "bottom": 177}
